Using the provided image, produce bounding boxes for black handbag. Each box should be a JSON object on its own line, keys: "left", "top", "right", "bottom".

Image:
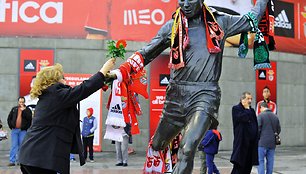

{"left": 274, "top": 133, "right": 281, "bottom": 145}
{"left": 268, "top": 116, "right": 281, "bottom": 145}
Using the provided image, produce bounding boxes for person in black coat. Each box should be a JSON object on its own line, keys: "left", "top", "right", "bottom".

{"left": 230, "top": 91, "right": 258, "bottom": 174}
{"left": 19, "top": 58, "right": 116, "bottom": 174}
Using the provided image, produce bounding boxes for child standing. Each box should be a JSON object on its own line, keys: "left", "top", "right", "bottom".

{"left": 199, "top": 127, "right": 222, "bottom": 174}
{"left": 82, "top": 108, "right": 97, "bottom": 162}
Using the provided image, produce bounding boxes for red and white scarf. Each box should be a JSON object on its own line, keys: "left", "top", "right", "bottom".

{"left": 104, "top": 69, "right": 148, "bottom": 141}
{"left": 169, "top": 3, "right": 224, "bottom": 70}
{"left": 143, "top": 139, "right": 173, "bottom": 174}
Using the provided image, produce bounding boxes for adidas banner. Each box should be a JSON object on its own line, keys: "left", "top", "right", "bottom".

{"left": 255, "top": 61, "right": 277, "bottom": 107}
{"left": 205, "top": 0, "right": 306, "bottom": 55}
{"left": 273, "top": 0, "right": 306, "bottom": 54}
{"left": 275, "top": 0, "right": 294, "bottom": 38}
{"left": 19, "top": 49, "right": 54, "bottom": 97}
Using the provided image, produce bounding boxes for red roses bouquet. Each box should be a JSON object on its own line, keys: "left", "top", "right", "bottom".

{"left": 106, "top": 40, "right": 127, "bottom": 59}
{"left": 102, "top": 40, "right": 127, "bottom": 91}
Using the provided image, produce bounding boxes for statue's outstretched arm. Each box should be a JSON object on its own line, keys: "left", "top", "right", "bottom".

{"left": 138, "top": 20, "right": 173, "bottom": 66}
{"left": 109, "top": 20, "right": 172, "bottom": 82}
{"left": 221, "top": 0, "right": 269, "bottom": 38}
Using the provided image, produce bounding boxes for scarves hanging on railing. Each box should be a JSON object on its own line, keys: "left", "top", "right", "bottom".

{"left": 169, "top": 3, "right": 224, "bottom": 70}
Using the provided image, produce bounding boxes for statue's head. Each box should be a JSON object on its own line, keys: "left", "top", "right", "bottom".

{"left": 178, "top": 0, "right": 203, "bottom": 19}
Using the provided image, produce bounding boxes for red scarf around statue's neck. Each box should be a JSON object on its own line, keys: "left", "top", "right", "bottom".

{"left": 169, "top": 3, "right": 224, "bottom": 70}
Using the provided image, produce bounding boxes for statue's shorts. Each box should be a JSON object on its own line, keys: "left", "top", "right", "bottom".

{"left": 161, "top": 79, "right": 221, "bottom": 128}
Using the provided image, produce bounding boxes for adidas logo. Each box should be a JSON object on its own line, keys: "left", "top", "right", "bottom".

{"left": 275, "top": 10, "right": 292, "bottom": 29}
{"left": 25, "top": 62, "right": 35, "bottom": 70}
{"left": 259, "top": 72, "right": 266, "bottom": 79}
{"left": 160, "top": 77, "right": 169, "bottom": 85}
{"left": 110, "top": 104, "right": 122, "bottom": 114}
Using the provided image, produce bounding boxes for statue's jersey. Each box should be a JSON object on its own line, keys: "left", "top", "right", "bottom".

{"left": 172, "top": 24, "right": 223, "bottom": 82}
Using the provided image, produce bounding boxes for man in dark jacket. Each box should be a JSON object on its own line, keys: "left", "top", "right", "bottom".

{"left": 257, "top": 102, "right": 281, "bottom": 174}
{"left": 231, "top": 91, "right": 258, "bottom": 174}
{"left": 7, "top": 96, "right": 32, "bottom": 166}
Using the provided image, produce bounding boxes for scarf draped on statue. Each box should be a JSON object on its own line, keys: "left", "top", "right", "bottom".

{"left": 169, "top": 3, "right": 224, "bottom": 70}
{"left": 143, "top": 139, "right": 172, "bottom": 174}
{"left": 143, "top": 133, "right": 182, "bottom": 174}
{"left": 104, "top": 79, "right": 128, "bottom": 142}
{"left": 238, "top": 0, "right": 274, "bottom": 69}
{"left": 104, "top": 70, "right": 148, "bottom": 142}
{"left": 257, "top": 0, "right": 276, "bottom": 50}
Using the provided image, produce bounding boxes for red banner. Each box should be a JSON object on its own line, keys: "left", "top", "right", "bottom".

{"left": 0, "top": 0, "right": 177, "bottom": 41}
{"left": 256, "top": 61, "right": 277, "bottom": 110}
{"left": 19, "top": 49, "right": 54, "bottom": 97}
{"left": 273, "top": 0, "right": 306, "bottom": 55}
{"left": 206, "top": 0, "right": 305, "bottom": 55}
{"left": 0, "top": 0, "right": 90, "bottom": 38}
{"left": 85, "top": 0, "right": 177, "bottom": 41}
{"left": 1, "top": 0, "right": 304, "bottom": 54}
{"left": 149, "top": 55, "right": 170, "bottom": 138}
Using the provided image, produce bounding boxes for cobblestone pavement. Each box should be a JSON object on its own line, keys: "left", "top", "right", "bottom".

{"left": 0, "top": 147, "right": 305, "bottom": 174}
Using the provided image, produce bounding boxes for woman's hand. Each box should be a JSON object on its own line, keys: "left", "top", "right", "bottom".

{"left": 100, "top": 58, "right": 116, "bottom": 76}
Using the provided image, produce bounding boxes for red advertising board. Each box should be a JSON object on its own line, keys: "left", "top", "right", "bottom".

{"left": 19, "top": 49, "right": 54, "bottom": 97}
{"left": 1, "top": 0, "right": 304, "bottom": 54}
{"left": 206, "top": 0, "right": 306, "bottom": 55}
{"left": 0, "top": 0, "right": 91, "bottom": 38}
{"left": 149, "top": 54, "right": 170, "bottom": 138}
{"left": 300, "top": 1, "right": 306, "bottom": 40}
{"left": 65, "top": 73, "right": 103, "bottom": 152}
{"left": 256, "top": 61, "right": 277, "bottom": 105}
{"left": 273, "top": 0, "right": 306, "bottom": 55}
{"left": 85, "top": 0, "right": 178, "bottom": 41}
{"left": 0, "top": 0, "right": 177, "bottom": 41}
